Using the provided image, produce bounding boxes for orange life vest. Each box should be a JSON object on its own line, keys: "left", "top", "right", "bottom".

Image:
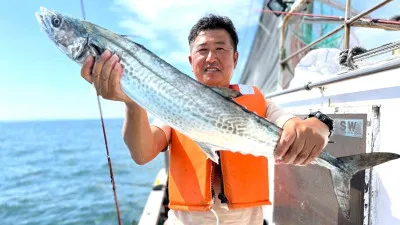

{"left": 168, "top": 84, "right": 271, "bottom": 211}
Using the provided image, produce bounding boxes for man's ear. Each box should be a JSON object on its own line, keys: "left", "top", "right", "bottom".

{"left": 233, "top": 51, "right": 239, "bottom": 68}
{"left": 188, "top": 55, "right": 194, "bottom": 71}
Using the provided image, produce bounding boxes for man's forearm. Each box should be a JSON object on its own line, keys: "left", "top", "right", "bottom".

{"left": 122, "top": 102, "right": 158, "bottom": 165}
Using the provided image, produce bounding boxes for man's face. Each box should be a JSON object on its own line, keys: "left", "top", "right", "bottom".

{"left": 189, "top": 29, "right": 238, "bottom": 87}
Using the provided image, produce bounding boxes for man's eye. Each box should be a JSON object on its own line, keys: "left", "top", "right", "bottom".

{"left": 198, "top": 49, "right": 207, "bottom": 52}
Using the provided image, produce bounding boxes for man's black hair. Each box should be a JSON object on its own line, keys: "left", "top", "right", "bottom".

{"left": 188, "top": 14, "right": 239, "bottom": 51}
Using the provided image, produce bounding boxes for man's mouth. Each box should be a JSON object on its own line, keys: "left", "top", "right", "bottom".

{"left": 205, "top": 68, "right": 220, "bottom": 72}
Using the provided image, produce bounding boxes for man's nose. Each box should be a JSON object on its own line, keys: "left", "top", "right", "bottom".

{"left": 206, "top": 50, "right": 217, "bottom": 63}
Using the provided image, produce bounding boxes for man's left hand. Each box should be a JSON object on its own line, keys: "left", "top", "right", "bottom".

{"left": 274, "top": 117, "right": 330, "bottom": 166}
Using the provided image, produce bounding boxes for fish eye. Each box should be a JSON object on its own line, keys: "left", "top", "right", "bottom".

{"left": 51, "top": 16, "right": 62, "bottom": 28}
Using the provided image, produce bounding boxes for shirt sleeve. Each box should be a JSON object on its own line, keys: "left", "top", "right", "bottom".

{"left": 265, "top": 101, "right": 296, "bottom": 128}
{"left": 151, "top": 117, "right": 172, "bottom": 143}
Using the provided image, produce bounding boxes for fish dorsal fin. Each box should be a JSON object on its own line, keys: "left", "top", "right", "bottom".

{"left": 211, "top": 87, "right": 242, "bottom": 99}
{"left": 120, "top": 34, "right": 138, "bottom": 39}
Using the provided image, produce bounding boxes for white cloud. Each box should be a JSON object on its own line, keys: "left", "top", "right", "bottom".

{"left": 113, "top": 0, "right": 264, "bottom": 76}
{"left": 115, "top": 0, "right": 262, "bottom": 31}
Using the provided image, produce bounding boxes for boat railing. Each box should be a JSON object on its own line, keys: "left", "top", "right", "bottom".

{"left": 265, "top": 56, "right": 400, "bottom": 98}
{"left": 265, "top": 0, "right": 399, "bottom": 98}
{"left": 280, "top": 0, "right": 395, "bottom": 64}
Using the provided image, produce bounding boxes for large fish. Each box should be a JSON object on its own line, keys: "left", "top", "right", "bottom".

{"left": 36, "top": 7, "right": 399, "bottom": 219}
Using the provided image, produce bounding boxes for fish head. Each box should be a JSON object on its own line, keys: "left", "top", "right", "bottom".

{"left": 36, "top": 7, "right": 91, "bottom": 64}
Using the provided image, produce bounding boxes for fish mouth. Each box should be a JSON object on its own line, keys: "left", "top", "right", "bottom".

{"left": 35, "top": 7, "right": 53, "bottom": 31}
{"left": 35, "top": 12, "right": 48, "bottom": 31}
{"left": 36, "top": 7, "right": 89, "bottom": 61}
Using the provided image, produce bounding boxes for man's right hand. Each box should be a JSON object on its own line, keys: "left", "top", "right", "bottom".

{"left": 80, "top": 50, "right": 134, "bottom": 105}
{"left": 80, "top": 51, "right": 167, "bottom": 165}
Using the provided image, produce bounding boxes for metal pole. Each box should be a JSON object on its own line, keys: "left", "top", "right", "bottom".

{"left": 301, "top": 17, "right": 400, "bottom": 30}
{"left": 279, "top": 0, "right": 313, "bottom": 64}
{"left": 266, "top": 58, "right": 400, "bottom": 99}
{"left": 317, "top": 0, "right": 371, "bottom": 18}
{"left": 280, "top": 0, "right": 394, "bottom": 65}
{"left": 343, "top": 0, "right": 352, "bottom": 49}
{"left": 347, "top": 0, "right": 393, "bottom": 24}
{"left": 280, "top": 24, "right": 344, "bottom": 64}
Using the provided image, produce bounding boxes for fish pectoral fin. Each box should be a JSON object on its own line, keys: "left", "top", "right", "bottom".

{"left": 195, "top": 141, "right": 220, "bottom": 164}
{"left": 211, "top": 87, "right": 242, "bottom": 99}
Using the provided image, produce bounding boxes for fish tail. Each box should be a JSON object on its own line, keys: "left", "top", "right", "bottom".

{"left": 326, "top": 152, "right": 400, "bottom": 219}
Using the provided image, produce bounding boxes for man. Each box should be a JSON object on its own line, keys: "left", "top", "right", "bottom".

{"left": 81, "top": 14, "right": 330, "bottom": 225}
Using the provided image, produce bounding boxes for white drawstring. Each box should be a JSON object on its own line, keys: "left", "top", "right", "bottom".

{"left": 210, "top": 208, "right": 220, "bottom": 225}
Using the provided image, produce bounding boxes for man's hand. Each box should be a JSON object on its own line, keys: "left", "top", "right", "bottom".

{"left": 80, "top": 50, "right": 134, "bottom": 105}
{"left": 274, "top": 117, "right": 330, "bottom": 166}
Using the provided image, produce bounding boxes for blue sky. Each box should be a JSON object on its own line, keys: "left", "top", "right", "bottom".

{"left": 1, "top": 0, "right": 399, "bottom": 121}
{"left": 0, "top": 0, "right": 264, "bottom": 121}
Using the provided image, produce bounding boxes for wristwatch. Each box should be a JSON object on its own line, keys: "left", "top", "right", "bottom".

{"left": 307, "top": 111, "right": 334, "bottom": 137}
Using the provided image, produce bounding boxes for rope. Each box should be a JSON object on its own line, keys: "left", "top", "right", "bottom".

{"left": 339, "top": 41, "right": 400, "bottom": 69}
{"left": 352, "top": 41, "right": 400, "bottom": 61}
{"left": 339, "top": 46, "right": 368, "bottom": 69}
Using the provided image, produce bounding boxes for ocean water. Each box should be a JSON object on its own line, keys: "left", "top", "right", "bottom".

{"left": 0, "top": 119, "right": 165, "bottom": 225}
